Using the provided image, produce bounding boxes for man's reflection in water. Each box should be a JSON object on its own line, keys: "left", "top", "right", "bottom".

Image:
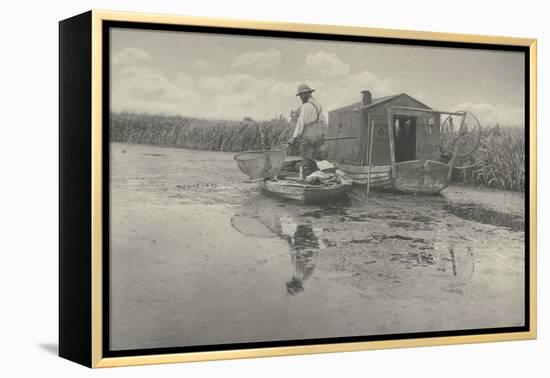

{"left": 281, "top": 222, "right": 321, "bottom": 295}
{"left": 230, "top": 207, "right": 324, "bottom": 296}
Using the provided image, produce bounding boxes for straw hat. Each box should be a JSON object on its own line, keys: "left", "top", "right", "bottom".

{"left": 296, "top": 84, "right": 315, "bottom": 96}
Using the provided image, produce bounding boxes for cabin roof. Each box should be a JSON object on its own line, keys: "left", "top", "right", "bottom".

{"left": 330, "top": 93, "right": 431, "bottom": 113}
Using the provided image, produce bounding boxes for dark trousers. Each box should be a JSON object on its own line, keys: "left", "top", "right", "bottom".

{"left": 299, "top": 137, "right": 328, "bottom": 177}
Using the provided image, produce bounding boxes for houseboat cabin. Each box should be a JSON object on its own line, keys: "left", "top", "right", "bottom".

{"left": 327, "top": 91, "right": 455, "bottom": 194}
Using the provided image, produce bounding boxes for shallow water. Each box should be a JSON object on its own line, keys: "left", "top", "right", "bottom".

{"left": 109, "top": 143, "right": 525, "bottom": 351}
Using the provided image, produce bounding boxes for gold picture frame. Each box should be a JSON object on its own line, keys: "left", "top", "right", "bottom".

{"left": 59, "top": 9, "right": 537, "bottom": 368}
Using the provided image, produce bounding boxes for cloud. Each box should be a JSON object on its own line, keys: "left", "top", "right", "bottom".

{"left": 198, "top": 73, "right": 274, "bottom": 93}
{"left": 113, "top": 68, "right": 294, "bottom": 119}
{"left": 195, "top": 73, "right": 297, "bottom": 119}
{"left": 112, "top": 47, "right": 151, "bottom": 66}
{"left": 112, "top": 70, "right": 201, "bottom": 115}
{"left": 452, "top": 101, "right": 524, "bottom": 127}
{"left": 192, "top": 67, "right": 393, "bottom": 120}
{"left": 112, "top": 64, "right": 395, "bottom": 120}
{"left": 175, "top": 72, "right": 195, "bottom": 88}
{"left": 109, "top": 45, "right": 396, "bottom": 121}
{"left": 190, "top": 59, "right": 213, "bottom": 70}
{"left": 231, "top": 49, "right": 282, "bottom": 71}
{"left": 305, "top": 51, "right": 350, "bottom": 77}
{"left": 111, "top": 48, "right": 155, "bottom": 80}
{"left": 116, "top": 65, "right": 155, "bottom": 78}
{"left": 110, "top": 47, "right": 203, "bottom": 115}
{"left": 339, "top": 70, "right": 392, "bottom": 97}
{"left": 304, "top": 70, "right": 393, "bottom": 112}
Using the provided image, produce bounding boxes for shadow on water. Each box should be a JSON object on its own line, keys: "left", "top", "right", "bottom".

{"left": 299, "top": 195, "right": 353, "bottom": 219}
{"left": 346, "top": 234, "right": 430, "bottom": 246}
{"left": 300, "top": 190, "right": 444, "bottom": 227}
{"left": 444, "top": 202, "right": 524, "bottom": 232}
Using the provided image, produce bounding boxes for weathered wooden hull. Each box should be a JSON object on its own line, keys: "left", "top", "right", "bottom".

{"left": 334, "top": 163, "right": 392, "bottom": 189}
{"left": 392, "top": 160, "right": 450, "bottom": 194}
{"left": 261, "top": 178, "right": 353, "bottom": 204}
{"left": 335, "top": 161, "right": 450, "bottom": 194}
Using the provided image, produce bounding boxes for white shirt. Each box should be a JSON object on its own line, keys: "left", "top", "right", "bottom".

{"left": 293, "top": 97, "right": 327, "bottom": 138}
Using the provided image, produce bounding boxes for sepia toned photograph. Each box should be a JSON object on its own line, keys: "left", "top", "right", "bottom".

{"left": 107, "top": 24, "right": 528, "bottom": 352}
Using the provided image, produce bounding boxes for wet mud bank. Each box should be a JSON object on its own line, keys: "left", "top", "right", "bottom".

{"left": 441, "top": 185, "right": 524, "bottom": 231}
{"left": 109, "top": 143, "right": 526, "bottom": 350}
{"left": 443, "top": 202, "right": 524, "bottom": 232}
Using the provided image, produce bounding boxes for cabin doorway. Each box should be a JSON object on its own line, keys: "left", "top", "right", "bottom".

{"left": 393, "top": 116, "right": 416, "bottom": 162}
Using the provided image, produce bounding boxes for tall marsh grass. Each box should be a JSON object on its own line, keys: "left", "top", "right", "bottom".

{"left": 454, "top": 126, "right": 525, "bottom": 192}
{"left": 110, "top": 112, "right": 294, "bottom": 152}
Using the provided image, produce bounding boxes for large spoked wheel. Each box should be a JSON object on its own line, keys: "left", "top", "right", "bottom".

{"left": 440, "top": 111, "right": 482, "bottom": 160}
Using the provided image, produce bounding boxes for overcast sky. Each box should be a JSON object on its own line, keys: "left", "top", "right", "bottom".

{"left": 110, "top": 27, "right": 525, "bottom": 127}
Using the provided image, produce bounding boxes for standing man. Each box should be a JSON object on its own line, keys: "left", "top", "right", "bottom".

{"left": 289, "top": 84, "right": 328, "bottom": 178}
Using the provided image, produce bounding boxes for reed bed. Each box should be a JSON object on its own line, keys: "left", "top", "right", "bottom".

{"left": 453, "top": 126, "right": 525, "bottom": 192}
{"left": 110, "top": 112, "right": 295, "bottom": 152}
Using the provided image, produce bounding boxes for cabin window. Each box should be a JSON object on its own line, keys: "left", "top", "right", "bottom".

{"left": 393, "top": 116, "right": 417, "bottom": 162}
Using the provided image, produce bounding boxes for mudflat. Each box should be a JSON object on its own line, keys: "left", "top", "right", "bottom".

{"left": 109, "top": 143, "right": 525, "bottom": 351}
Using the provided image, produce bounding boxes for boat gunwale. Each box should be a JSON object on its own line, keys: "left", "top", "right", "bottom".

{"left": 263, "top": 180, "right": 352, "bottom": 190}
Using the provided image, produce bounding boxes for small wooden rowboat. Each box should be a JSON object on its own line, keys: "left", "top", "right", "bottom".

{"left": 234, "top": 146, "right": 353, "bottom": 204}
{"left": 261, "top": 177, "right": 353, "bottom": 204}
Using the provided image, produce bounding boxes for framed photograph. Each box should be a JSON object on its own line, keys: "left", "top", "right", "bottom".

{"left": 59, "top": 10, "right": 537, "bottom": 368}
